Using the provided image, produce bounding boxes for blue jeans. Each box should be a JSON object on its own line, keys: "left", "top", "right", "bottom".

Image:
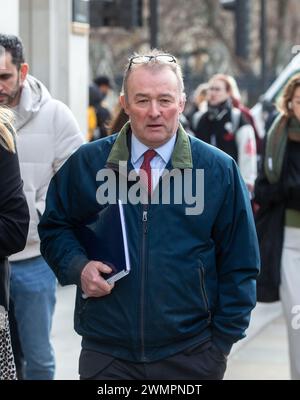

{"left": 10, "top": 256, "right": 56, "bottom": 380}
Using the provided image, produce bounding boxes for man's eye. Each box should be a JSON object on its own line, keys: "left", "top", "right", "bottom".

{"left": 160, "top": 99, "right": 172, "bottom": 105}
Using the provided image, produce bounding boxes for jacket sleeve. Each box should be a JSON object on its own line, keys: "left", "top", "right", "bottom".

{"left": 35, "top": 101, "right": 85, "bottom": 216}
{"left": 0, "top": 145, "right": 29, "bottom": 258}
{"left": 53, "top": 101, "right": 85, "bottom": 174}
{"left": 211, "top": 159, "right": 260, "bottom": 355}
{"left": 38, "top": 147, "right": 93, "bottom": 286}
{"left": 235, "top": 124, "right": 257, "bottom": 188}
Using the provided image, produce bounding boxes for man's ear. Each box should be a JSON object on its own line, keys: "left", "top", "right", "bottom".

{"left": 20, "top": 63, "right": 29, "bottom": 83}
{"left": 179, "top": 93, "right": 186, "bottom": 114}
{"left": 120, "top": 95, "right": 129, "bottom": 115}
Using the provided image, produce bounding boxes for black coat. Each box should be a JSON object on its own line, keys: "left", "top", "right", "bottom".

{"left": 254, "top": 135, "right": 300, "bottom": 302}
{"left": 254, "top": 137, "right": 286, "bottom": 302}
{"left": 254, "top": 195, "right": 285, "bottom": 302}
{"left": 0, "top": 144, "right": 29, "bottom": 310}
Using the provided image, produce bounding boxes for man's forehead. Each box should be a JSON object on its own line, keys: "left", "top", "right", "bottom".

{"left": 128, "top": 65, "right": 179, "bottom": 89}
{"left": 0, "top": 51, "right": 14, "bottom": 70}
{"left": 0, "top": 46, "right": 5, "bottom": 69}
{"left": 130, "top": 64, "right": 175, "bottom": 77}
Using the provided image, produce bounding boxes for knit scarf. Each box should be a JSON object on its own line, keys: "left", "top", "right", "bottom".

{"left": 264, "top": 115, "right": 300, "bottom": 183}
{"left": 207, "top": 99, "right": 231, "bottom": 121}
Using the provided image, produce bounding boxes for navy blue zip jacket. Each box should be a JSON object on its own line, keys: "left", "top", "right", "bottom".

{"left": 38, "top": 123, "right": 260, "bottom": 361}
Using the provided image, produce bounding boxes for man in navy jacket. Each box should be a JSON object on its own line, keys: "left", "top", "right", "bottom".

{"left": 39, "top": 50, "right": 260, "bottom": 380}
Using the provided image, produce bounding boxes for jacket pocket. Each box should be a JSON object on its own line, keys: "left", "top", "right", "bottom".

{"left": 198, "top": 262, "right": 211, "bottom": 324}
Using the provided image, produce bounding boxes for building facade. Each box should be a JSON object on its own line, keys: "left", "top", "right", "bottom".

{"left": 0, "top": 0, "right": 88, "bottom": 132}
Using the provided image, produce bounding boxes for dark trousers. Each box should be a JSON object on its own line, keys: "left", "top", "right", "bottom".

{"left": 79, "top": 341, "right": 227, "bottom": 380}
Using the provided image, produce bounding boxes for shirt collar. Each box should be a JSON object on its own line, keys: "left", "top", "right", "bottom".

{"left": 131, "top": 132, "right": 177, "bottom": 164}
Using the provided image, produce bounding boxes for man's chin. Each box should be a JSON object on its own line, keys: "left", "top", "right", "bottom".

{"left": 143, "top": 131, "right": 173, "bottom": 147}
{"left": 145, "top": 126, "right": 167, "bottom": 136}
{"left": 145, "top": 128, "right": 164, "bottom": 139}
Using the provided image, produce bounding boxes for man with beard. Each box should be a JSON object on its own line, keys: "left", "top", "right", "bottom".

{"left": 0, "top": 34, "right": 84, "bottom": 380}
{"left": 194, "top": 74, "right": 257, "bottom": 193}
{"left": 0, "top": 41, "right": 24, "bottom": 106}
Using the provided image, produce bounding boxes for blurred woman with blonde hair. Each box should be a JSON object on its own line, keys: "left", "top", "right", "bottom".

{"left": 255, "top": 74, "right": 300, "bottom": 379}
{"left": 195, "top": 73, "right": 257, "bottom": 191}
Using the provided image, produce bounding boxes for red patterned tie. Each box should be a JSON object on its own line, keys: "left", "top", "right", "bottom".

{"left": 140, "top": 149, "right": 157, "bottom": 194}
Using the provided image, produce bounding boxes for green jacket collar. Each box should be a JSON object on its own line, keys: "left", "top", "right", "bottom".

{"left": 107, "top": 122, "right": 193, "bottom": 169}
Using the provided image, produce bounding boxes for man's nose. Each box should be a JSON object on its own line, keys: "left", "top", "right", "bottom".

{"left": 0, "top": 80, "right": 7, "bottom": 92}
{"left": 148, "top": 101, "right": 161, "bottom": 118}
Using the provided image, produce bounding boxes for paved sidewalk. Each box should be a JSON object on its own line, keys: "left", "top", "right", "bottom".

{"left": 52, "top": 285, "right": 81, "bottom": 380}
{"left": 225, "top": 315, "right": 289, "bottom": 380}
{"left": 52, "top": 285, "right": 290, "bottom": 380}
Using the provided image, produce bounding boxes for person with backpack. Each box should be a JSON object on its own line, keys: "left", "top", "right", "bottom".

{"left": 194, "top": 74, "right": 257, "bottom": 192}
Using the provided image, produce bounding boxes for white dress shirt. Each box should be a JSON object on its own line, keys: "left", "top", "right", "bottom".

{"left": 131, "top": 132, "right": 177, "bottom": 190}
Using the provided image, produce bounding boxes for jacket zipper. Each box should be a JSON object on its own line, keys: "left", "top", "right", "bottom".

{"left": 140, "top": 205, "right": 148, "bottom": 361}
{"left": 109, "top": 161, "right": 148, "bottom": 360}
{"left": 199, "top": 266, "right": 211, "bottom": 324}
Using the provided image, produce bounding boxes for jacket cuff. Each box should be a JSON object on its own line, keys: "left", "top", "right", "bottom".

{"left": 67, "top": 254, "right": 90, "bottom": 288}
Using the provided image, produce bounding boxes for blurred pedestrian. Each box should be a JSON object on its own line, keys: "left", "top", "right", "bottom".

{"left": 186, "top": 82, "right": 208, "bottom": 132}
{"left": 0, "top": 107, "right": 29, "bottom": 380}
{"left": 87, "top": 83, "right": 102, "bottom": 141}
{"left": 254, "top": 73, "right": 300, "bottom": 379}
{"left": 94, "top": 75, "right": 111, "bottom": 101}
{"left": 90, "top": 76, "right": 112, "bottom": 138}
{"left": 195, "top": 74, "right": 257, "bottom": 193}
{"left": 0, "top": 33, "right": 84, "bottom": 380}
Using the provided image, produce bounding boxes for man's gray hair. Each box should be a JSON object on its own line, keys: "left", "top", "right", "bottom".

{"left": 121, "top": 49, "right": 185, "bottom": 100}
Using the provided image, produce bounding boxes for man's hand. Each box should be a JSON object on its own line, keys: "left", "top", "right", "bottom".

{"left": 81, "top": 261, "right": 115, "bottom": 298}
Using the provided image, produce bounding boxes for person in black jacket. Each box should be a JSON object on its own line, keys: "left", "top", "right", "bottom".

{"left": 194, "top": 74, "right": 257, "bottom": 192}
{"left": 0, "top": 107, "right": 29, "bottom": 380}
{"left": 254, "top": 73, "right": 300, "bottom": 380}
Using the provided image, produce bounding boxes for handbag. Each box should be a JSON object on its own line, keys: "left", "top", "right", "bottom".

{"left": 0, "top": 306, "right": 17, "bottom": 380}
